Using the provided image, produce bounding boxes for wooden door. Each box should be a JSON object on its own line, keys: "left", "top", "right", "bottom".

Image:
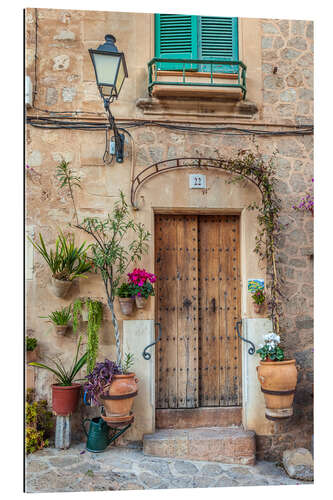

{"left": 155, "top": 214, "right": 241, "bottom": 409}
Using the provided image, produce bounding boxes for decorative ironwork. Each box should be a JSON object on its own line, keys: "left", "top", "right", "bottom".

{"left": 235, "top": 320, "right": 255, "bottom": 355}
{"left": 143, "top": 322, "right": 162, "bottom": 360}
{"left": 131, "top": 157, "right": 244, "bottom": 209}
{"left": 148, "top": 57, "right": 247, "bottom": 99}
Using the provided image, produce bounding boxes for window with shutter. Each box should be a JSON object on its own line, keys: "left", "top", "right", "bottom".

{"left": 155, "top": 14, "right": 238, "bottom": 73}
{"left": 155, "top": 14, "right": 198, "bottom": 70}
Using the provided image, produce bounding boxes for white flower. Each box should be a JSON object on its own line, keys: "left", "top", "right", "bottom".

{"left": 258, "top": 343, "right": 264, "bottom": 349}
{"left": 264, "top": 332, "right": 280, "bottom": 343}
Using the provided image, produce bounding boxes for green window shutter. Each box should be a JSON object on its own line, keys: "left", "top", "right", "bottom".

{"left": 155, "top": 14, "right": 198, "bottom": 70}
{"left": 199, "top": 17, "right": 238, "bottom": 73}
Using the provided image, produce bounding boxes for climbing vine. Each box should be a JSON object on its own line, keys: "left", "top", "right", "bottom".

{"left": 214, "top": 145, "right": 283, "bottom": 334}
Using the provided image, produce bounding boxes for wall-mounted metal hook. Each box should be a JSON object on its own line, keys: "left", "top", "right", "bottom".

{"left": 142, "top": 322, "right": 162, "bottom": 360}
{"left": 235, "top": 320, "right": 255, "bottom": 355}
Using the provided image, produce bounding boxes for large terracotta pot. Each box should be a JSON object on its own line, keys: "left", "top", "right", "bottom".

{"left": 257, "top": 359, "right": 297, "bottom": 420}
{"left": 135, "top": 295, "right": 148, "bottom": 309}
{"left": 118, "top": 297, "right": 134, "bottom": 316}
{"left": 50, "top": 277, "right": 72, "bottom": 298}
{"left": 52, "top": 383, "right": 81, "bottom": 416}
{"left": 100, "top": 373, "right": 138, "bottom": 418}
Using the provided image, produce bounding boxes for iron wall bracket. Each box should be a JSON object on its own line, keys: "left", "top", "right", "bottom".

{"left": 142, "top": 322, "right": 162, "bottom": 360}
{"left": 235, "top": 320, "right": 255, "bottom": 355}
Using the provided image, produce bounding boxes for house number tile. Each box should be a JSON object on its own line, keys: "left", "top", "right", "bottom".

{"left": 189, "top": 174, "right": 206, "bottom": 189}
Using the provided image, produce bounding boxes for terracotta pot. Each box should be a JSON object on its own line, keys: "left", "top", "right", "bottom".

{"left": 118, "top": 297, "right": 134, "bottom": 316}
{"left": 100, "top": 373, "right": 138, "bottom": 418}
{"left": 54, "top": 325, "right": 68, "bottom": 336}
{"left": 253, "top": 303, "right": 263, "bottom": 314}
{"left": 50, "top": 277, "right": 72, "bottom": 298}
{"left": 26, "top": 349, "right": 37, "bottom": 363}
{"left": 257, "top": 359, "right": 297, "bottom": 420}
{"left": 52, "top": 383, "right": 81, "bottom": 416}
{"left": 135, "top": 295, "right": 148, "bottom": 309}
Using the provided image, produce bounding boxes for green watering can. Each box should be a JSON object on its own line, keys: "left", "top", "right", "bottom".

{"left": 82, "top": 417, "right": 113, "bottom": 453}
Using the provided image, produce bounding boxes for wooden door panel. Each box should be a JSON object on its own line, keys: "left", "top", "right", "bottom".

{"left": 155, "top": 213, "right": 241, "bottom": 410}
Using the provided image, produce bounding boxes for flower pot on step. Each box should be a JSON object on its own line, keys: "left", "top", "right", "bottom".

{"left": 118, "top": 297, "right": 134, "bottom": 316}
{"left": 100, "top": 373, "right": 138, "bottom": 419}
{"left": 52, "top": 383, "right": 81, "bottom": 416}
{"left": 135, "top": 296, "right": 148, "bottom": 309}
{"left": 257, "top": 359, "right": 297, "bottom": 420}
{"left": 54, "top": 325, "right": 68, "bottom": 336}
{"left": 50, "top": 277, "right": 72, "bottom": 298}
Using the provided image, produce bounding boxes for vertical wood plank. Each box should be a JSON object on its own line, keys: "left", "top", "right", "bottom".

{"left": 176, "top": 216, "right": 199, "bottom": 408}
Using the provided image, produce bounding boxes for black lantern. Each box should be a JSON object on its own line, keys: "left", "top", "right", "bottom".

{"left": 89, "top": 34, "right": 128, "bottom": 104}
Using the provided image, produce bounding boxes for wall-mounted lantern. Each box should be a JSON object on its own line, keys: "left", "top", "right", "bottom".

{"left": 89, "top": 35, "right": 128, "bottom": 163}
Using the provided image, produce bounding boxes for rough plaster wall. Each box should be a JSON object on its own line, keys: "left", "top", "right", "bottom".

{"left": 25, "top": 9, "right": 313, "bottom": 458}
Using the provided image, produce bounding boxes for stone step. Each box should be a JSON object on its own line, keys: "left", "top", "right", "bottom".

{"left": 156, "top": 407, "right": 242, "bottom": 429}
{"left": 143, "top": 427, "right": 256, "bottom": 465}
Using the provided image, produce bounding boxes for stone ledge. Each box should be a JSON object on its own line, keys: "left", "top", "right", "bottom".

{"left": 136, "top": 97, "right": 258, "bottom": 119}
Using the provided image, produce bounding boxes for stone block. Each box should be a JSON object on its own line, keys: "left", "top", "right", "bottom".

{"left": 262, "top": 22, "right": 279, "bottom": 34}
{"left": 52, "top": 55, "right": 70, "bottom": 71}
{"left": 287, "top": 36, "right": 307, "bottom": 51}
{"left": 282, "top": 448, "right": 313, "bottom": 481}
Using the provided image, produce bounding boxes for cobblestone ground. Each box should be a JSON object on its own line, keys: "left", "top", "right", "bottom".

{"left": 25, "top": 442, "right": 313, "bottom": 492}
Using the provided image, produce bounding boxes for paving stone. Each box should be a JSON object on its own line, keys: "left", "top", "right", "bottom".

{"left": 139, "top": 472, "right": 167, "bottom": 488}
{"left": 167, "top": 476, "right": 193, "bottom": 488}
{"left": 173, "top": 460, "right": 199, "bottom": 474}
{"left": 48, "top": 455, "right": 80, "bottom": 467}
{"left": 138, "top": 459, "right": 171, "bottom": 475}
{"left": 283, "top": 448, "right": 314, "bottom": 481}
{"left": 25, "top": 460, "right": 50, "bottom": 474}
{"left": 214, "top": 475, "right": 239, "bottom": 487}
{"left": 200, "top": 463, "right": 223, "bottom": 476}
{"left": 192, "top": 475, "right": 216, "bottom": 488}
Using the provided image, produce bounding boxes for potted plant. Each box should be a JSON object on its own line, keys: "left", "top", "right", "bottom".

{"left": 256, "top": 332, "right": 297, "bottom": 420}
{"left": 128, "top": 268, "right": 156, "bottom": 309}
{"left": 84, "top": 353, "right": 138, "bottom": 423}
{"left": 252, "top": 289, "right": 265, "bottom": 314}
{"left": 115, "top": 283, "right": 135, "bottom": 316}
{"left": 26, "top": 337, "right": 38, "bottom": 363}
{"left": 28, "top": 231, "right": 92, "bottom": 298}
{"left": 29, "top": 336, "right": 87, "bottom": 416}
{"left": 41, "top": 305, "right": 72, "bottom": 335}
{"left": 72, "top": 298, "right": 103, "bottom": 374}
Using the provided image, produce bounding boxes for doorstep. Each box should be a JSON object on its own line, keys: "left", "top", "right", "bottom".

{"left": 143, "top": 427, "right": 256, "bottom": 465}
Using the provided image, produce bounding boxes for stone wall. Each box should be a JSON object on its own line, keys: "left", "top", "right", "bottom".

{"left": 25, "top": 9, "right": 313, "bottom": 460}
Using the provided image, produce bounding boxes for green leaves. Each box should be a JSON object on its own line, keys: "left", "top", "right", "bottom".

{"left": 29, "top": 336, "right": 88, "bottom": 385}
{"left": 28, "top": 231, "right": 92, "bottom": 281}
{"left": 40, "top": 305, "right": 72, "bottom": 326}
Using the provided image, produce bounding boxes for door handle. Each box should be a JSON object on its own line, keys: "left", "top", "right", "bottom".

{"left": 142, "top": 322, "right": 162, "bottom": 360}
{"left": 211, "top": 298, "right": 216, "bottom": 313}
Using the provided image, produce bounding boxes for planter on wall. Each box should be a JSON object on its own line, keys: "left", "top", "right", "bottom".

{"left": 54, "top": 325, "right": 68, "bottom": 336}
{"left": 253, "top": 303, "right": 263, "bottom": 314}
{"left": 257, "top": 359, "right": 297, "bottom": 420}
{"left": 50, "top": 277, "right": 72, "bottom": 298}
{"left": 135, "top": 295, "right": 148, "bottom": 309}
{"left": 52, "top": 383, "right": 81, "bottom": 416}
{"left": 26, "top": 349, "right": 37, "bottom": 364}
{"left": 118, "top": 297, "right": 134, "bottom": 316}
{"left": 100, "top": 373, "right": 138, "bottom": 423}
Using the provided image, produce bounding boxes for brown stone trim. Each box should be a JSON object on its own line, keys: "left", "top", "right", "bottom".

{"left": 156, "top": 407, "right": 242, "bottom": 429}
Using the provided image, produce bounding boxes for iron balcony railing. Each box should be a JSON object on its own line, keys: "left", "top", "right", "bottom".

{"left": 148, "top": 58, "right": 247, "bottom": 100}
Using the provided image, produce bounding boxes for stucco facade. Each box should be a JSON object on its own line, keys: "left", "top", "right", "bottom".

{"left": 25, "top": 8, "right": 313, "bottom": 460}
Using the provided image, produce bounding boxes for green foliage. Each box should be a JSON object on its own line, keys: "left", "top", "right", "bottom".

{"left": 257, "top": 344, "right": 284, "bottom": 361}
{"left": 116, "top": 282, "right": 135, "bottom": 298}
{"left": 29, "top": 335, "right": 87, "bottom": 386}
{"left": 28, "top": 231, "right": 92, "bottom": 281}
{"left": 86, "top": 299, "right": 103, "bottom": 374}
{"left": 132, "top": 281, "right": 155, "bottom": 299}
{"left": 56, "top": 159, "right": 81, "bottom": 225}
{"left": 25, "top": 391, "right": 53, "bottom": 455}
{"left": 252, "top": 289, "right": 265, "bottom": 305}
{"left": 41, "top": 305, "right": 72, "bottom": 325}
{"left": 121, "top": 352, "right": 135, "bottom": 374}
{"left": 72, "top": 299, "right": 83, "bottom": 333}
{"left": 216, "top": 144, "right": 282, "bottom": 334}
{"left": 76, "top": 192, "right": 151, "bottom": 365}
{"left": 26, "top": 337, "right": 37, "bottom": 351}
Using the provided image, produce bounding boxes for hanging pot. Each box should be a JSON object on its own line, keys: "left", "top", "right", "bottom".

{"left": 50, "top": 277, "right": 72, "bottom": 298}
{"left": 118, "top": 297, "right": 134, "bottom": 316}
{"left": 100, "top": 373, "right": 138, "bottom": 419}
{"left": 52, "top": 383, "right": 81, "bottom": 416}
{"left": 135, "top": 295, "right": 148, "bottom": 309}
{"left": 54, "top": 325, "right": 68, "bottom": 336}
{"left": 253, "top": 303, "right": 263, "bottom": 314}
{"left": 257, "top": 359, "right": 297, "bottom": 420}
{"left": 26, "top": 349, "right": 37, "bottom": 364}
